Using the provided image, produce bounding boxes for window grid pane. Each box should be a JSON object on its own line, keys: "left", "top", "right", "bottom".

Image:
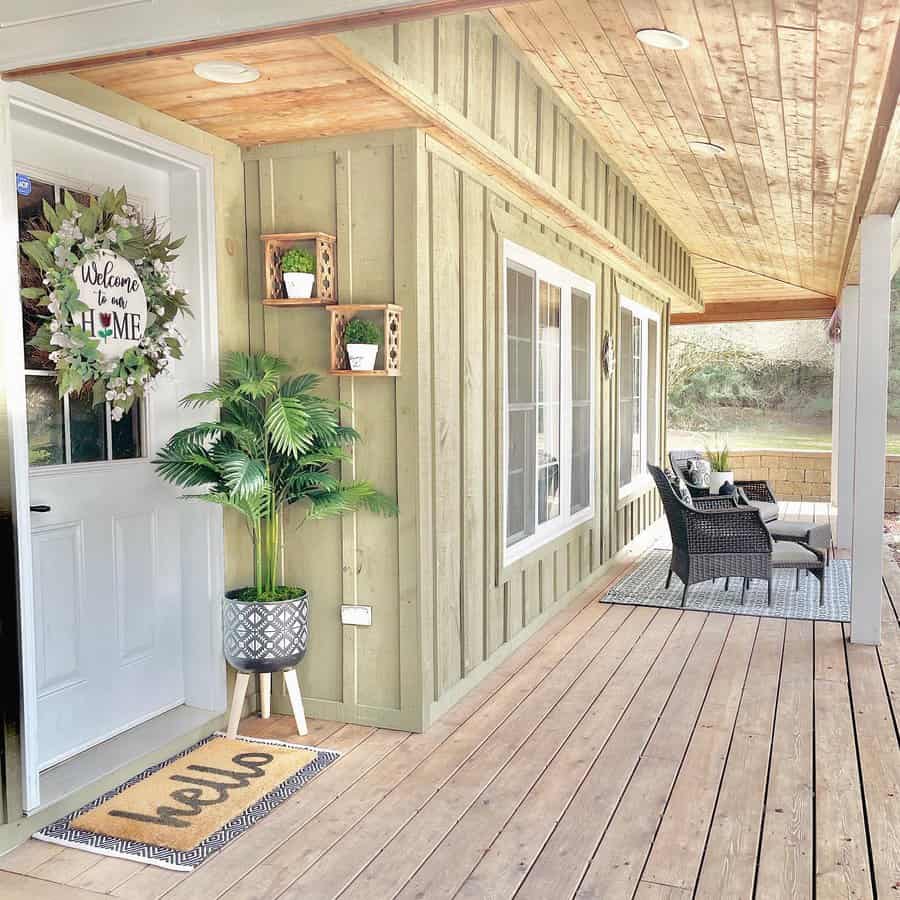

{"left": 506, "top": 265, "right": 537, "bottom": 545}
{"left": 571, "top": 289, "right": 591, "bottom": 512}
{"left": 618, "top": 308, "right": 634, "bottom": 488}
{"left": 647, "top": 319, "right": 659, "bottom": 466}
{"left": 631, "top": 318, "right": 642, "bottom": 481}
{"left": 537, "top": 281, "right": 561, "bottom": 525}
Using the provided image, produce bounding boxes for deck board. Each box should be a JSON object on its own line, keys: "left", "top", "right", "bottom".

{"left": 2, "top": 505, "right": 899, "bottom": 899}
{"left": 755, "top": 619, "right": 815, "bottom": 899}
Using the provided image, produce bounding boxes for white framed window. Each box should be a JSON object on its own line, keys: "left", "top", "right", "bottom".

{"left": 618, "top": 296, "right": 660, "bottom": 496}
{"left": 503, "top": 239, "right": 596, "bottom": 566}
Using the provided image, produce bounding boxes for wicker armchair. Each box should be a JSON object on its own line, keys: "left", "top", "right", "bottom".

{"left": 650, "top": 464, "right": 774, "bottom": 605}
{"left": 668, "top": 449, "right": 779, "bottom": 523}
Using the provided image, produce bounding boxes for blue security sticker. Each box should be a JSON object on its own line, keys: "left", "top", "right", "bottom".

{"left": 16, "top": 173, "right": 31, "bottom": 196}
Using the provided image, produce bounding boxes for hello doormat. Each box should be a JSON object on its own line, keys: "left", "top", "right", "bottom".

{"left": 34, "top": 733, "right": 340, "bottom": 871}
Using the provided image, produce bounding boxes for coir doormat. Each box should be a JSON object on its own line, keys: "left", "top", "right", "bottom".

{"left": 34, "top": 733, "right": 340, "bottom": 871}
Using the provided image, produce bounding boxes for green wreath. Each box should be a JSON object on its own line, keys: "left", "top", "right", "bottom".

{"left": 21, "top": 186, "right": 190, "bottom": 421}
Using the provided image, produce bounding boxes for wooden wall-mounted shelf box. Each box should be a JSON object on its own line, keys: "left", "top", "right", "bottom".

{"left": 328, "top": 304, "right": 402, "bottom": 377}
{"left": 261, "top": 232, "right": 336, "bottom": 306}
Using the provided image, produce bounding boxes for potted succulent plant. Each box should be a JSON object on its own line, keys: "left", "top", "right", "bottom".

{"left": 706, "top": 444, "right": 734, "bottom": 495}
{"left": 154, "top": 352, "right": 397, "bottom": 675}
{"left": 281, "top": 247, "right": 316, "bottom": 299}
{"left": 343, "top": 318, "right": 381, "bottom": 372}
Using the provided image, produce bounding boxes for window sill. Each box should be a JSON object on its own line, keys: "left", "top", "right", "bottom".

{"left": 617, "top": 474, "right": 654, "bottom": 509}
{"left": 502, "top": 507, "right": 594, "bottom": 572}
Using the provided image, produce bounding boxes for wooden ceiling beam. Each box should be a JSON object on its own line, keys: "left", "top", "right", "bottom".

{"left": 1, "top": 0, "right": 524, "bottom": 80}
{"left": 671, "top": 297, "right": 836, "bottom": 326}
{"left": 838, "top": 19, "right": 900, "bottom": 289}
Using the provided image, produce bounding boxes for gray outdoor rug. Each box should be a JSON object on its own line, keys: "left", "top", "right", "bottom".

{"left": 605, "top": 549, "right": 850, "bottom": 622}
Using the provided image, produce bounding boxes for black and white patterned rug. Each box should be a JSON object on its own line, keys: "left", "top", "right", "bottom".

{"left": 605, "top": 549, "right": 850, "bottom": 622}
{"left": 33, "top": 732, "right": 340, "bottom": 871}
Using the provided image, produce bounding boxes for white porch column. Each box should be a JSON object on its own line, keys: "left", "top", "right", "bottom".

{"left": 850, "top": 214, "right": 893, "bottom": 645}
{"left": 833, "top": 285, "right": 859, "bottom": 549}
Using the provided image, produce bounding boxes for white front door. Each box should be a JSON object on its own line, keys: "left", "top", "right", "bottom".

{"left": 14, "top": 123, "right": 188, "bottom": 769}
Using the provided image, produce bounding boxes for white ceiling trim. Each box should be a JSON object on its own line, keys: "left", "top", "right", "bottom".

{"left": 0, "top": 0, "right": 420, "bottom": 71}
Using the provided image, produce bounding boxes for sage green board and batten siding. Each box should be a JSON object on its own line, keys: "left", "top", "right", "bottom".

{"left": 244, "top": 130, "right": 425, "bottom": 732}
{"left": 244, "top": 128, "right": 667, "bottom": 732}
{"left": 333, "top": 12, "right": 702, "bottom": 307}
{"left": 419, "top": 138, "right": 667, "bottom": 722}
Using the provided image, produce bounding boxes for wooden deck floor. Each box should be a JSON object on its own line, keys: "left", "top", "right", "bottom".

{"left": 3, "top": 502, "right": 900, "bottom": 899}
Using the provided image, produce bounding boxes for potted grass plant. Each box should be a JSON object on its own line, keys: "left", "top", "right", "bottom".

{"left": 706, "top": 443, "right": 733, "bottom": 495}
{"left": 281, "top": 247, "right": 316, "bottom": 299}
{"left": 343, "top": 318, "right": 382, "bottom": 372}
{"left": 154, "top": 352, "right": 397, "bottom": 674}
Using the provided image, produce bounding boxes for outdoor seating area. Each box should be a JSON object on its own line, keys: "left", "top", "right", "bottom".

{"left": 651, "top": 461, "right": 830, "bottom": 607}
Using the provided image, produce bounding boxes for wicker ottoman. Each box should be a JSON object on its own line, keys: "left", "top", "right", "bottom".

{"left": 767, "top": 519, "right": 834, "bottom": 564}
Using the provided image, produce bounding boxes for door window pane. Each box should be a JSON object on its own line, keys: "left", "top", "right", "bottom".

{"left": 18, "top": 178, "right": 55, "bottom": 372}
{"left": 571, "top": 289, "right": 591, "bottom": 512}
{"left": 112, "top": 403, "right": 143, "bottom": 460}
{"left": 18, "top": 174, "right": 145, "bottom": 468}
{"left": 69, "top": 389, "right": 107, "bottom": 463}
{"left": 26, "top": 375, "right": 65, "bottom": 467}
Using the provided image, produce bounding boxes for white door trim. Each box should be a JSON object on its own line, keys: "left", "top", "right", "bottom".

{"left": 0, "top": 81, "right": 224, "bottom": 813}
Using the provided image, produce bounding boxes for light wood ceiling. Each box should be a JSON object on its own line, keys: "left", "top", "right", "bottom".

{"left": 493, "top": 0, "right": 900, "bottom": 305}
{"left": 690, "top": 255, "right": 831, "bottom": 304}
{"left": 76, "top": 37, "right": 426, "bottom": 146}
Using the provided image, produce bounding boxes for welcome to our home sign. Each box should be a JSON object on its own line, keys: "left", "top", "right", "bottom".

{"left": 75, "top": 249, "right": 147, "bottom": 361}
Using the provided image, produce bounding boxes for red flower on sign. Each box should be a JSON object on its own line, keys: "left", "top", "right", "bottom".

{"left": 99, "top": 312, "right": 112, "bottom": 327}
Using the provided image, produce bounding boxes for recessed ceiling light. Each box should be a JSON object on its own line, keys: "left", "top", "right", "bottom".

{"left": 688, "top": 140, "right": 727, "bottom": 157}
{"left": 636, "top": 28, "right": 689, "bottom": 50}
{"left": 193, "top": 61, "right": 260, "bottom": 84}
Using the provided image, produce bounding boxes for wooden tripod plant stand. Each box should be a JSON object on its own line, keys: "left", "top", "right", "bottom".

{"left": 226, "top": 668, "right": 307, "bottom": 739}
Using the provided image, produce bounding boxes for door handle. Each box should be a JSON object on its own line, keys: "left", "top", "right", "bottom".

{"left": 29, "top": 505, "right": 51, "bottom": 512}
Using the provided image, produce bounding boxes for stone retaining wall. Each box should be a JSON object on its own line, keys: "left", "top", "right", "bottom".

{"left": 724, "top": 450, "right": 900, "bottom": 513}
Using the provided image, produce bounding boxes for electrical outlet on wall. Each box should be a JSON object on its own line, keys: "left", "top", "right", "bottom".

{"left": 340, "top": 605, "right": 373, "bottom": 626}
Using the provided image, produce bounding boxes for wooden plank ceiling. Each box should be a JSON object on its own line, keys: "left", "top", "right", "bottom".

{"left": 76, "top": 38, "right": 426, "bottom": 146}
{"left": 493, "top": 0, "right": 900, "bottom": 307}
{"left": 67, "top": 2, "right": 900, "bottom": 314}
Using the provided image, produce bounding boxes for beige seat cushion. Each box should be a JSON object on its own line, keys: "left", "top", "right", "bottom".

{"left": 772, "top": 542, "right": 821, "bottom": 567}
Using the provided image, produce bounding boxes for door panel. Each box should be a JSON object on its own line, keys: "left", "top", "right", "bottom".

{"left": 113, "top": 510, "right": 157, "bottom": 664}
{"left": 33, "top": 523, "right": 84, "bottom": 696}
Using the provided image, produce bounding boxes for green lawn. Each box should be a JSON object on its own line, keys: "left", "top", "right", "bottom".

{"left": 669, "top": 427, "right": 900, "bottom": 454}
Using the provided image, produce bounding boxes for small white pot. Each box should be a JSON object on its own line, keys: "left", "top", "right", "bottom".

{"left": 709, "top": 470, "right": 734, "bottom": 495}
{"left": 284, "top": 272, "right": 315, "bottom": 299}
{"left": 346, "top": 343, "right": 379, "bottom": 371}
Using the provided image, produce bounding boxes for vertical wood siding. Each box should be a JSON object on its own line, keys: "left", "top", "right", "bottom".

{"left": 244, "top": 131, "right": 423, "bottom": 731}
{"left": 245, "top": 128, "right": 673, "bottom": 730}
{"left": 420, "top": 140, "right": 670, "bottom": 720}
{"left": 336, "top": 12, "right": 702, "bottom": 307}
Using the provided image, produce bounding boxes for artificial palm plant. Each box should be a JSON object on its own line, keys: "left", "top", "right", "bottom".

{"left": 154, "top": 351, "right": 397, "bottom": 601}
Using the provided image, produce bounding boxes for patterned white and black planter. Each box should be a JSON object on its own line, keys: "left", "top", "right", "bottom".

{"left": 222, "top": 591, "right": 309, "bottom": 674}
